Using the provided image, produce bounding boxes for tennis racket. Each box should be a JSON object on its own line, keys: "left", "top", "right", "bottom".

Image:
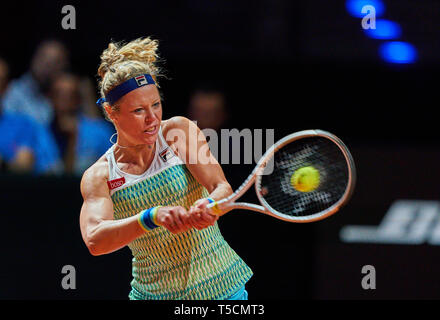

{"left": 207, "top": 129, "right": 356, "bottom": 223}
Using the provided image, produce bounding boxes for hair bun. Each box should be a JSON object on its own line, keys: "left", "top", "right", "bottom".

{"left": 97, "top": 37, "right": 159, "bottom": 79}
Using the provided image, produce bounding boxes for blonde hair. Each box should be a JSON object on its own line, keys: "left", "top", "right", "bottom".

{"left": 97, "top": 37, "right": 162, "bottom": 116}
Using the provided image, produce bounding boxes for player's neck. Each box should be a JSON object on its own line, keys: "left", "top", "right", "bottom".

{"left": 114, "top": 141, "right": 156, "bottom": 169}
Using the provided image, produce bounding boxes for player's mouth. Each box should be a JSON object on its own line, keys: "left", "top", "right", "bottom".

{"left": 143, "top": 125, "right": 158, "bottom": 135}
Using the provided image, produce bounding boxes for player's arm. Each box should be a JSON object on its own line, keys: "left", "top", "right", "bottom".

{"left": 163, "top": 117, "right": 233, "bottom": 226}
{"left": 164, "top": 116, "right": 232, "bottom": 199}
{"left": 79, "top": 162, "right": 145, "bottom": 256}
{"left": 79, "top": 161, "right": 192, "bottom": 256}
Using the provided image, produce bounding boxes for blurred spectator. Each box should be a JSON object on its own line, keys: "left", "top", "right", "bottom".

{"left": 186, "top": 85, "right": 233, "bottom": 169}
{"left": 0, "top": 58, "right": 8, "bottom": 94}
{"left": 47, "top": 73, "right": 114, "bottom": 175}
{"left": 186, "top": 85, "right": 229, "bottom": 131}
{"left": 79, "top": 76, "right": 101, "bottom": 119}
{"left": 0, "top": 57, "right": 33, "bottom": 172}
{"left": 2, "top": 39, "right": 69, "bottom": 126}
{"left": 0, "top": 57, "right": 61, "bottom": 174}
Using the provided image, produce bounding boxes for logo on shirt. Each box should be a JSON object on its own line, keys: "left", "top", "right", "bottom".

{"left": 135, "top": 75, "right": 148, "bottom": 86}
{"left": 159, "top": 148, "right": 174, "bottom": 162}
{"left": 107, "top": 177, "right": 126, "bottom": 190}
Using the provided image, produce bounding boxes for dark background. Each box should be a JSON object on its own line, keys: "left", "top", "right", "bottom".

{"left": 1, "top": 0, "right": 440, "bottom": 299}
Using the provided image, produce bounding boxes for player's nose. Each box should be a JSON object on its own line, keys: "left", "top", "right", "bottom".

{"left": 144, "top": 107, "right": 156, "bottom": 122}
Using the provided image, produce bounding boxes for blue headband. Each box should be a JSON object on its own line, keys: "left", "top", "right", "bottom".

{"left": 96, "top": 74, "right": 156, "bottom": 106}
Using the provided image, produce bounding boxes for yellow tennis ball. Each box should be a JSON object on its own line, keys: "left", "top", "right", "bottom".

{"left": 291, "top": 166, "right": 320, "bottom": 192}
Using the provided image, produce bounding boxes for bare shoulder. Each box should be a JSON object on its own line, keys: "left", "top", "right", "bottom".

{"left": 162, "top": 116, "right": 195, "bottom": 133}
{"left": 162, "top": 116, "right": 199, "bottom": 145}
{"left": 161, "top": 116, "right": 200, "bottom": 159}
{"left": 80, "top": 155, "right": 110, "bottom": 199}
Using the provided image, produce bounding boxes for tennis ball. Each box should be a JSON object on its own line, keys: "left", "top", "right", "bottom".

{"left": 291, "top": 166, "right": 320, "bottom": 192}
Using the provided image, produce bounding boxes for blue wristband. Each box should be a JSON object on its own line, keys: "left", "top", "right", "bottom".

{"left": 138, "top": 207, "right": 160, "bottom": 231}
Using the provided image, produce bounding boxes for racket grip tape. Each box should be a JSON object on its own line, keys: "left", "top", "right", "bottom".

{"left": 206, "top": 198, "right": 223, "bottom": 216}
{"left": 195, "top": 197, "right": 223, "bottom": 216}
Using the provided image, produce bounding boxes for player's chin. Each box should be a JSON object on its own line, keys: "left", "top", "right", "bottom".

{"left": 141, "top": 131, "right": 158, "bottom": 145}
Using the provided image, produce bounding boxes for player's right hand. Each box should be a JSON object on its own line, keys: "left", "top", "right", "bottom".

{"left": 155, "top": 206, "right": 192, "bottom": 234}
{"left": 188, "top": 198, "right": 219, "bottom": 230}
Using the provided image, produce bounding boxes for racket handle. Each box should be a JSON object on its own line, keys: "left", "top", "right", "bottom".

{"left": 206, "top": 198, "right": 231, "bottom": 216}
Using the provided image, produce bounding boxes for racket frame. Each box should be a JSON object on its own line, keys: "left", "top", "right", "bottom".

{"left": 207, "top": 129, "right": 356, "bottom": 223}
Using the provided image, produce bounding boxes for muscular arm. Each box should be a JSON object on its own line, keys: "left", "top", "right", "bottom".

{"left": 79, "top": 159, "right": 194, "bottom": 256}
{"left": 163, "top": 116, "right": 233, "bottom": 202}
{"left": 79, "top": 162, "right": 145, "bottom": 256}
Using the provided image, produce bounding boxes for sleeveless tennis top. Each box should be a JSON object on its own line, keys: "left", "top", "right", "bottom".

{"left": 104, "top": 124, "right": 253, "bottom": 300}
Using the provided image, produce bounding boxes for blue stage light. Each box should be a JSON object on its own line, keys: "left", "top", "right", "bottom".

{"left": 363, "top": 19, "right": 402, "bottom": 39}
{"left": 346, "top": 0, "right": 385, "bottom": 18}
{"left": 379, "top": 42, "right": 417, "bottom": 64}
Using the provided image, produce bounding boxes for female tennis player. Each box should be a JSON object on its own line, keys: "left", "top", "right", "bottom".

{"left": 79, "top": 37, "right": 253, "bottom": 300}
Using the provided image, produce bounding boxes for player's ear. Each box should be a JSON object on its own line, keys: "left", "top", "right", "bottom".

{"left": 104, "top": 104, "right": 118, "bottom": 124}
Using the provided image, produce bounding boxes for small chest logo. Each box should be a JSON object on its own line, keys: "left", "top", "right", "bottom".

{"left": 159, "top": 148, "right": 174, "bottom": 162}
{"left": 135, "top": 75, "right": 148, "bottom": 86}
{"left": 107, "top": 177, "right": 126, "bottom": 190}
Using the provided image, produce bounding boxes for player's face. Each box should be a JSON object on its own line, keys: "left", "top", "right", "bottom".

{"left": 109, "top": 85, "right": 162, "bottom": 146}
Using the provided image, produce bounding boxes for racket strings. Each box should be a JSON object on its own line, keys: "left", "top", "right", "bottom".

{"left": 258, "top": 137, "right": 349, "bottom": 218}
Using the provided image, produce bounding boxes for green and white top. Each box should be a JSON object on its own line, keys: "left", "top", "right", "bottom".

{"left": 104, "top": 126, "right": 253, "bottom": 299}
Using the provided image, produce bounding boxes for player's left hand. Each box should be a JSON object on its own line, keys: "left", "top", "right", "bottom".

{"left": 188, "top": 198, "right": 219, "bottom": 230}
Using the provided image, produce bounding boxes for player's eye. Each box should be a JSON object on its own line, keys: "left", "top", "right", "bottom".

{"left": 133, "top": 108, "right": 144, "bottom": 113}
{"left": 152, "top": 102, "right": 161, "bottom": 108}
